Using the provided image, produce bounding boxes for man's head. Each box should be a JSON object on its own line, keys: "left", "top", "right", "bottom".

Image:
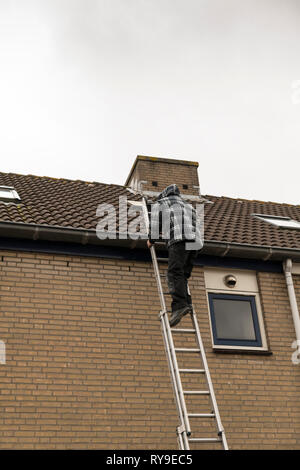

{"left": 157, "top": 184, "right": 181, "bottom": 200}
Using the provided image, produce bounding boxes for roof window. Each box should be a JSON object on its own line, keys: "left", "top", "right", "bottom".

{"left": 0, "top": 186, "right": 21, "bottom": 203}
{"left": 252, "top": 213, "right": 300, "bottom": 229}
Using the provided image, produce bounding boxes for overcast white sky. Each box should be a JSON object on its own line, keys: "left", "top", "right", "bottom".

{"left": 1, "top": 0, "right": 300, "bottom": 204}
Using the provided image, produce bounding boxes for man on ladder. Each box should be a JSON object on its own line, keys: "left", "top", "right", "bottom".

{"left": 146, "top": 184, "right": 203, "bottom": 327}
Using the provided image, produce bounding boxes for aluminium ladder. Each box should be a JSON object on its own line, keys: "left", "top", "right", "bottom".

{"left": 141, "top": 198, "right": 228, "bottom": 450}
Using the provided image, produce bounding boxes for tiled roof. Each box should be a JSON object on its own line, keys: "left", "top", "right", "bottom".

{"left": 1, "top": 171, "right": 300, "bottom": 250}
{"left": 204, "top": 195, "right": 300, "bottom": 250}
{"left": 0, "top": 172, "right": 140, "bottom": 230}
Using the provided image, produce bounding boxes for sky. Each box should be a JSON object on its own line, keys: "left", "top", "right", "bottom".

{"left": 0, "top": 0, "right": 300, "bottom": 204}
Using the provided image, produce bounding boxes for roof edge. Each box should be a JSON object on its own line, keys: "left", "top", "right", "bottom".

{"left": 0, "top": 221, "right": 300, "bottom": 262}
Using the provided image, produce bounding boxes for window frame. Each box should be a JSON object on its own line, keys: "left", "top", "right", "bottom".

{"left": 252, "top": 213, "right": 300, "bottom": 230}
{"left": 205, "top": 284, "right": 268, "bottom": 352}
{"left": 0, "top": 186, "right": 21, "bottom": 202}
{"left": 208, "top": 292, "right": 263, "bottom": 348}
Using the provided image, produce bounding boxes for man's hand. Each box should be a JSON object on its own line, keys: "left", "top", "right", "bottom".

{"left": 147, "top": 240, "right": 153, "bottom": 249}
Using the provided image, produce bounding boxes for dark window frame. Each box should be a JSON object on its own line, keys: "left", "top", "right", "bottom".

{"left": 208, "top": 293, "right": 263, "bottom": 347}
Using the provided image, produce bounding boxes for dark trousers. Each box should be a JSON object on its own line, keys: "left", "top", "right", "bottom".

{"left": 167, "top": 241, "right": 198, "bottom": 313}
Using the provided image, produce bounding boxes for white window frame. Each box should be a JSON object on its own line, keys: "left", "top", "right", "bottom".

{"left": 0, "top": 186, "right": 21, "bottom": 202}
{"left": 252, "top": 213, "right": 300, "bottom": 230}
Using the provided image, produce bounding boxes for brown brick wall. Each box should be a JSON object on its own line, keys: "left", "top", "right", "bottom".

{"left": 0, "top": 250, "right": 299, "bottom": 449}
{"left": 127, "top": 157, "right": 200, "bottom": 196}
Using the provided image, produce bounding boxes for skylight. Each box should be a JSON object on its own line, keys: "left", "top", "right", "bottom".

{"left": 0, "top": 186, "right": 21, "bottom": 203}
{"left": 252, "top": 213, "right": 300, "bottom": 230}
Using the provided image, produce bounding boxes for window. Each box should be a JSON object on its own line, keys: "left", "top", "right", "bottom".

{"left": 252, "top": 213, "right": 300, "bottom": 230}
{"left": 204, "top": 267, "right": 268, "bottom": 351}
{"left": 0, "top": 186, "right": 21, "bottom": 202}
{"left": 208, "top": 293, "right": 262, "bottom": 347}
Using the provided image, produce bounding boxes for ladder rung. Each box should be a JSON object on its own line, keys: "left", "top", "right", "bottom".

{"left": 179, "top": 368, "right": 205, "bottom": 374}
{"left": 188, "top": 413, "right": 215, "bottom": 418}
{"left": 171, "top": 328, "right": 196, "bottom": 333}
{"left": 183, "top": 390, "right": 210, "bottom": 395}
{"left": 174, "top": 348, "right": 200, "bottom": 353}
{"left": 188, "top": 437, "right": 222, "bottom": 443}
{"left": 156, "top": 257, "right": 168, "bottom": 262}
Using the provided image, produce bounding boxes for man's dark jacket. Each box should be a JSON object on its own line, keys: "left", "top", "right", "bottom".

{"left": 148, "top": 184, "right": 203, "bottom": 250}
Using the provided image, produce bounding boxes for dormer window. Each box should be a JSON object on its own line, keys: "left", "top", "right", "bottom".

{"left": 0, "top": 186, "right": 21, "bottom": 203}
{"left": 252, "top": 214, "right": 300, "bottom": 230}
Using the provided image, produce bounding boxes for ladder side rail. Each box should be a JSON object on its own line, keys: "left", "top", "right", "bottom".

{"left": 140, "top": 196, "right": 167, "bottom": 313}
{"left": 177, "top": 432, "right": 184, "bottom": 450}
{"left": 160, "top": 312, "right": 189, "bottom": 450}
{"left": 190, "top": 309, "right": 229, "bottom": 450}
{"left": 161, "top": 303, "right": 192, "bottom": 438}
{"left": 149, "top": 246, "right": 166, "bottom": 310}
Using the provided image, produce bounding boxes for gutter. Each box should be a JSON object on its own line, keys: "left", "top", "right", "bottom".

{"left": 201, "top": 240, "right": 300, "bottom": 262}
{"left": 2, "top": 221, "right": 300, "bottom": 262}
{"left": 0, "top": 221, "right": 133, "bottom": 249}
{"left": 283, "top": 259, "right": 300, "bottom": 361}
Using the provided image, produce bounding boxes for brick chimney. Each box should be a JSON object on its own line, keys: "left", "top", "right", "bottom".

{"left": 125, "top": 155, "right": 200, "bottom": 196}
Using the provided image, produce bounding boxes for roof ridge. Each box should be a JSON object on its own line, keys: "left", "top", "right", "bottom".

{"left": 0, "top": 170, "right": 299, "bottom": 208}
{"left": 0, "top": 170, "right": 126, "bottom": 189}
{"left": 203, "top": 194, "right": 300, "bottom": 208}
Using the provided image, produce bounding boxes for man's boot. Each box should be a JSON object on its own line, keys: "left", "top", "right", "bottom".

{"left": 169, "top": 305, "right": 192, "bottom": 327}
